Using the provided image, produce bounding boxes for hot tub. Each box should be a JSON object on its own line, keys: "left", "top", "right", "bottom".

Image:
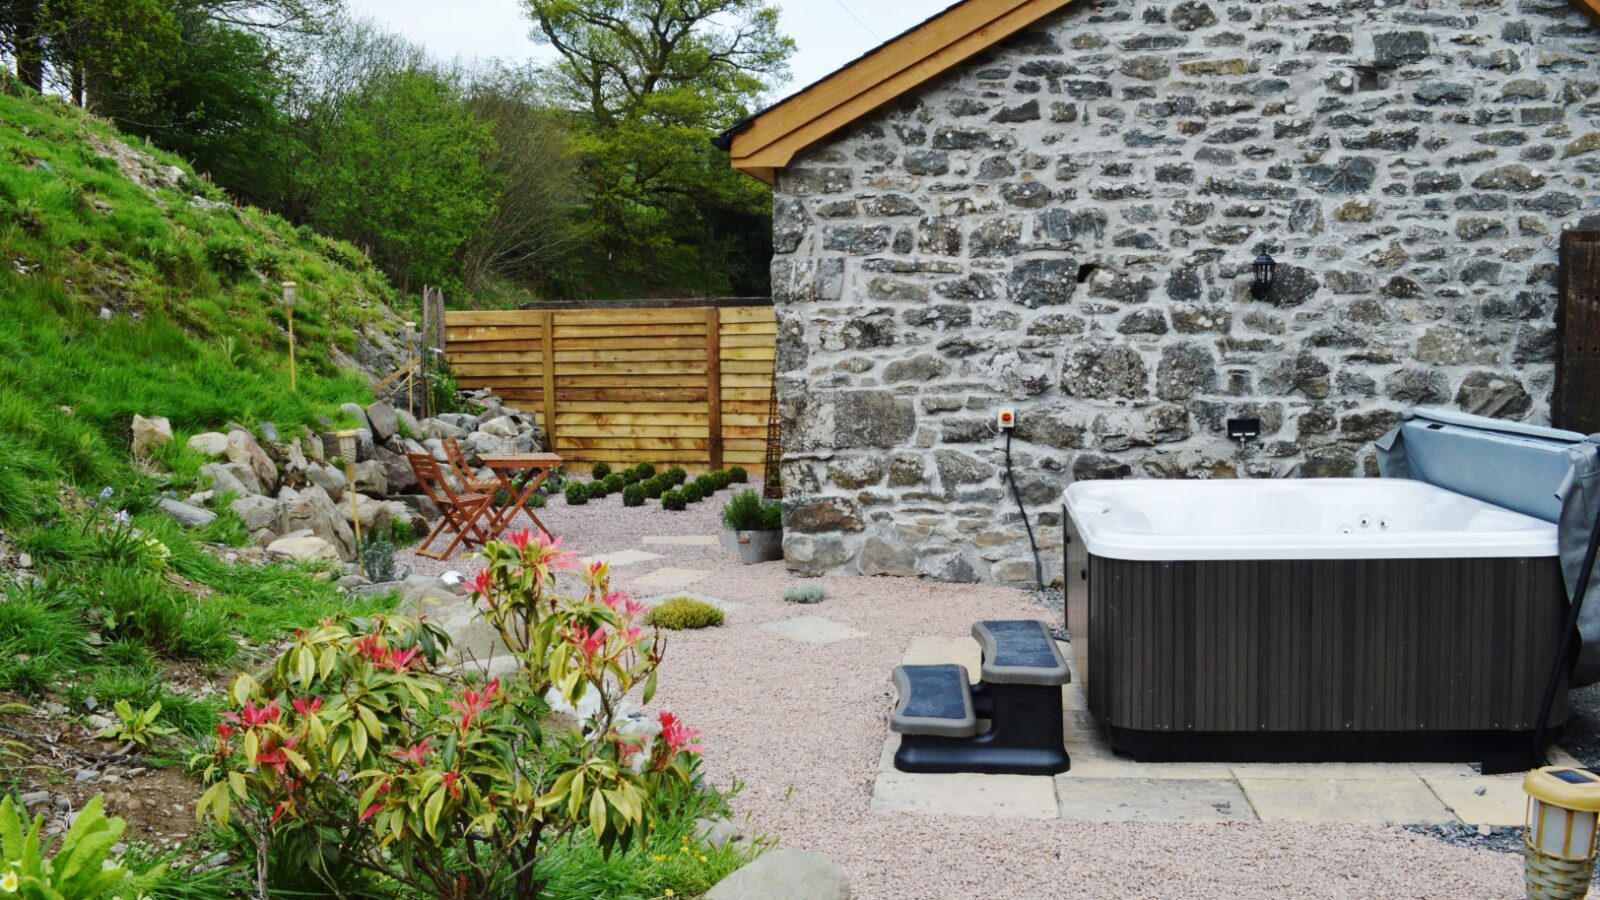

{"left": 1064, "top": 478, "right": 1568, "bottom": 768}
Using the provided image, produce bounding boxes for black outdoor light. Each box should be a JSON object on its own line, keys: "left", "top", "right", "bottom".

{"left": 1251, "top": 252, "right": 1276, "bottom": 301}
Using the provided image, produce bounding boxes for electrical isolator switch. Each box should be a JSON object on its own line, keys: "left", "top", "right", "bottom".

{"left": 997, "top": 408, "right": 1016, "bottom": 430}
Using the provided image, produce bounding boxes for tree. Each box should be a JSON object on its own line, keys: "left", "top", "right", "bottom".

{"left": 523, "top": 0, "right": 793, "bottom": 297}
{"left": 308, "top": 67, "right": 497, "bottom": 291}
{"left": 462, "top": 67, "right": 584, "bottom": 291}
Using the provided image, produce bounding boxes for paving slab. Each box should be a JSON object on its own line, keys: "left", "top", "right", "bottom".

{"left": 639, "top": 591, "right": 748, "bottom": 613}
{"left": 1239, "top": 777, "right": 1455, "bottom": 824}
{"left": 871, "top": 770, "right": 1059, "bottom": 819}
{"left": 1230, "top": 762, "right": 1421, "bottom": 781}
{"left": 581, "top": 548, "right": 663, "bottom": 568}
{"left": 1055, "top": 777, "right": 1257, "bottom": 823}
{"left": 626, "top": 567, "right": 711, "bottom": 592}
{"left": 901, "top": 635, "right": 979, "bottom": 680}
{"left": 761, "top": 615, "right": 866, "bottom": 646}
{"left": 1421, "top": 772, "right": 1529, "bottom": 826}
{"left": 640, "top": 535, "right": 723, "bottom": 547}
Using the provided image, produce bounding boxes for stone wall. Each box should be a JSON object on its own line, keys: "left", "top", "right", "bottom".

{"left": 770, "top": 0, "right": 1600, "bottom": 585}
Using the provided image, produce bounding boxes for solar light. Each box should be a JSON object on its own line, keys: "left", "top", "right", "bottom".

{"left": 282, "top": 282, "right": 298, "bottom": 392}
{"left": 334, "top": 429, "right": 364, "bottom": 576}
{"left": 1250, "top": 253, "right": 1275, "bottom": 302}
{"left": 1523, "top": 766, "right": 1600, "bottom": 898}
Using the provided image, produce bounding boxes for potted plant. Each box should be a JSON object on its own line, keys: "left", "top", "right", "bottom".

{"left": 721, "top": 489, "right": 783, "bottom": 564}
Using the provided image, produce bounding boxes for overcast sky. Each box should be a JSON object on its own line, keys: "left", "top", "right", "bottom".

{"left": 342, "top": 0, "right": 940, "bottom": 101}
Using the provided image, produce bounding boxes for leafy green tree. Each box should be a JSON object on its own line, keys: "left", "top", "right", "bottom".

{"left": 523, "top": 0, "right": 793, "bottom": 297}
{"left": 308, "top": 67, "right": 497, "bottom": 291}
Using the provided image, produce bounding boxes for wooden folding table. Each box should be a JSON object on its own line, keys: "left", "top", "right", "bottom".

{"left": 478, "top": 453, "right": 563, "bottom": 540}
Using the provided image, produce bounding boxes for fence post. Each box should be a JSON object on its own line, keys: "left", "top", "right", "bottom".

{"left": 540, "top": 310, "right": 558, "bottom": 455}
{"left": 706, "top": 307, "right": 722, "bottom": 471}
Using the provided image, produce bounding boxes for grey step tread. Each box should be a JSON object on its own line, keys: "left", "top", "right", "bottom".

{"left": 972, "top": 620, "right": 1071, "bottom": 686}
{"left": 889, "top": 664, "right": 978, "bottom": 738}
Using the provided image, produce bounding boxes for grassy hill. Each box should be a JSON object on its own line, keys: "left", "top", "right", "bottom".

{"left": 0, "top": 76, "right": 411, "bottom": 525}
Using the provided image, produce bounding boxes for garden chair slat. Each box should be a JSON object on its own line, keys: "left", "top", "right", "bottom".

{"left": 407, "top": 452, "right": 494, "bottom": 560}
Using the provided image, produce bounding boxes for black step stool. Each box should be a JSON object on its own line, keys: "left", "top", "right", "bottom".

{"left": 889, "top": 620, "right": 1071, "bottom": 776}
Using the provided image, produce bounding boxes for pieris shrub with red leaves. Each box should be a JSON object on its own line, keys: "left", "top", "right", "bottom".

{"left": 195, "top": 529, "right": 702, "bottom": 898}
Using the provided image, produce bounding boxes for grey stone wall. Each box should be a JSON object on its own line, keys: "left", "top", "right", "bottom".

{"left": 770, "top": 0, "right": 1600, "bottom": 586}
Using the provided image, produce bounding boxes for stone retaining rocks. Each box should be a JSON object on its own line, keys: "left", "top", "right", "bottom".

{"left": 266, "top": 533, "right": 341, "bottom": 564}
{"left": 157, "top": 498, "right": 215, "bottom": 529}
{"left": 766, "top": 0, "right": 1598, "bottom": 585}
{"left": 130, "top": 415, "right": 172, "bottom": 457}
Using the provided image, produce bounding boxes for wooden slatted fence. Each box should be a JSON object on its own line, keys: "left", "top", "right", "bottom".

{"left": 444, "top": 302, "right": 776, "bottom": 474}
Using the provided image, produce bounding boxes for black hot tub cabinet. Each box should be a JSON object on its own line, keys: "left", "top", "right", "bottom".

{"left": 1063, "top": 478, "right": 1569, "bottom": 768}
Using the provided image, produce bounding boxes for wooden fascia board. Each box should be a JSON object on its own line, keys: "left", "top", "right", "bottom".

{"left": 729, "top": 0, "right": 1080, "bottom": 177}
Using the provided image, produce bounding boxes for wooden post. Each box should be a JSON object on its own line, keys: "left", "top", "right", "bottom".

{"left": 1557, "top": 231, "right": 1600, "bottom": 434}
{"left": 540, "top": 310, "right": 557, "bottom": 456}
{"left": 706, "top": 307, "right": 723, "bottom": 471}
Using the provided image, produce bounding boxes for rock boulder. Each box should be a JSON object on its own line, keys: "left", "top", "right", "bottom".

{"left": 130, "top": 415, "right": 173, "bottom": 457}
{"left": 705, "top": 850, "right": 850, "bottom": 900}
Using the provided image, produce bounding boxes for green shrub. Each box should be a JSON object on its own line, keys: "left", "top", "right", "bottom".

{"left": 709, "top": 470, "right": 733, "bottom": 490}
{"left": 681, "top": 481, "right": 705, "bottom": 503}
{"left": 665, "top": 466, "right": 687, "bottom": 486}
{"left": 783, "top": 585, "right": 827, "bottom": 605}
{"left": 0, "top": 795, "right": 167, "bottom": 897}
{"left": 587, "top": 480, "right": 610, "bottom": 499}
{"left": 528, "top": 492, "right": 548, "bottom": 509}
{"left": 203, "top": 234, "right": 253, "bottom": 281}
{"left": 661, "top": 489, "right": 686, "bottom": 511}
{"left": 622, "top": 484, "right": 645, "bottom": 507}
{"left": 591, "top": 461, "right": 612, "bottom": 480}
{"left": 361, "top": 531, "right": 398, "bottom": 583}
{"left": 643, "top": 598, "right": 724, "bottom": 630}
{"left": 621, "top": 467, "right": 642, "bottom": 486}
{"left": 636, "top": 462, "right": 657, "bottom": 480}
{"left": 721, "top": 489, "right": 782, "bottom": 532}
{"left": 565, "top": 482, "right": 589, "bottom": 505}
{"left": 643, "top": 476, "right": 667, "bottom": 499}
{"left": 692, "top": 475, "right": 716, "bottom": 495}
{"left": 602, "top": 473, "right": 625, "bottom": 494}
{"left": 728, "top": 466, "right": 749, "bottom": 483}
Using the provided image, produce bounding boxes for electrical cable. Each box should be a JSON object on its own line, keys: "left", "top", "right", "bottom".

{"left": 829, "top": 0, "right": 880, "bottom": 39}
{"left": 1003, "top": 429, "right": 1045, "bottom": 593}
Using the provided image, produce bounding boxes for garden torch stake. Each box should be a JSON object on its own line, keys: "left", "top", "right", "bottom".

{"left": 282, "top": 281, "right": 297, "bottom": 393}
{"left": 336, "top": 430, "right": 363, "bottom": 577}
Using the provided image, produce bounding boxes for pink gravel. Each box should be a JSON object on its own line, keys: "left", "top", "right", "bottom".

{"left": 396, "top": 491, "right": 1525, "bottom": 899}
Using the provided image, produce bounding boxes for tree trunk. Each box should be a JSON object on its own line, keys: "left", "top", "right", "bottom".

{"left": 11, "top": 0, "right": 45, "bottom": 91}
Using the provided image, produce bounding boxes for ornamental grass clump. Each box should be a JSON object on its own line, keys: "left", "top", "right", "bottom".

{"left": 644, "top": 598, "right": 724, "bottom": 630}
{"left": 720, "top": 490, "right": 781, "bottom": 533}
{"left": 195, "top": 530, "right": 704, "bottom": 899}
{"left": 783, "top": 585, "right": 826, "bottom": 605}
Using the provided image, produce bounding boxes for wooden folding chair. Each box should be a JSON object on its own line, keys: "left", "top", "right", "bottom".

{"left": 443, "top": 437, "right": 499, "bottom": 494}
{"left": 407, "top": 453, "right": 495, "bottom": 561}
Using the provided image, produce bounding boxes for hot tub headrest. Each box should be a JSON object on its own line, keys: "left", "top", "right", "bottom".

{"left": 1376, "top": 408, "right": 1598, "bottom": 524}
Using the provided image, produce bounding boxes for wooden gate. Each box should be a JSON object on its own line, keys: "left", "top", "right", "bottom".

{"left": 1558, "top": 231, "right": 1600, "bottom": 435}
{"left": 443, "top": 301, "right": 776, "bottom": 474}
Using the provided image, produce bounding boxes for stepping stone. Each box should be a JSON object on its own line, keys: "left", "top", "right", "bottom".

{"left": 760, "top": 615, "right": 865, "bottom": 646}
{"left": 1420, "top": 771, "right": 1529, "bottom": 826}
{"left": 1238, "top": 776, "right": 1455, "bottom": 824}
{"left": 581, "top": 549, "right": 663, "bottom": 568}
{"left": 641, "top": 535, "right": 722, "bottom": 547}
{"left": 1230, "top": 761, "right": 1420, "bottom": 781}
{"left": 640, "top": 591, "right": 747, "bottom": 612}
{"left": 901, "top": 635, "right": 980, "bottom": 681}
{"left": 627, "top": 567, "right": 711, "bottom": 592}
{"left": 1054, "top": 777, "right": 1258, "bottom": 823}
{"left": 871, "top": 769, "right": 1059, "bottom": 819}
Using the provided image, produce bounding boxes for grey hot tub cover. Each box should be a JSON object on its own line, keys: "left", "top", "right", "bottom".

{"left": 1377, "top": 408, "right": 1600, "bottom": 687}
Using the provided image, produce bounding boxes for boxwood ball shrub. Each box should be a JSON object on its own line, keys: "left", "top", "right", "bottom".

{"left": 636, "top": 462, "right": 657, "bottom": 480}
{"left": 692, "top": 475, "right": 716, "bottom": 496}
{"left": 661, "top": 488, "right": 687, "bottom": 511}
{"left": 643, "top": 476, "right": 667, "bottom": 499}
{"left": 728, "top": 466, "right": 748, "bottom": 483}
{"left": 709, "top": 470, "right": 732, "bottom": 490}
{"left": 591, "top": 462, "right": 611, "bottom": 480}
{"left": 602, "top": 473, "right": 625, "bottom": 494}
{"left": 586, "top": 480, "right": 609, "bottom": 500}
{"left": 666, "top": 466, "right": 687, "bottom": 486}
{"left": 622, "top": 484, "right": 645, "bottom": 507}
{"left": 621, "top": 468, "right": 642, "bottom": 486}
{"left": 564, "top": 482, "right": 589, "bottom": 505}
{"left": 644, "top": 598, "right": 724, "bottom": 630}
{"left": 784, "top": 585, "right": 826, "bottom": 605}
{"left": 680, "top": 481, "right": 706, "bottom": 503}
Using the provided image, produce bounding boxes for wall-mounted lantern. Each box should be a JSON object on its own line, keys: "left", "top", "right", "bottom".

{"left": 1251, "top": 253, "right": 1276, "bottom": 302}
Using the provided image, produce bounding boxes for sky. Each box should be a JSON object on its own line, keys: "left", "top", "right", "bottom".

{"left": 342, "top": 0, "right": 941, "bottom": 99}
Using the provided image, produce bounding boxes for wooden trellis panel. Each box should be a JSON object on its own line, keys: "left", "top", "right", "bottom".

{"left": 1558, "top": 231, "right": 1600, "bottom": 435}
{"left": 444, "top": 303, "right": 776, "bottom": 474}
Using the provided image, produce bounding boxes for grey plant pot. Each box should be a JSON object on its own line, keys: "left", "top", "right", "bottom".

{"left": 732, "top": 529, "right": 784, "bottom": 565}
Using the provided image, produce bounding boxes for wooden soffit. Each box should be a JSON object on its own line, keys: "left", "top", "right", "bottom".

{"left": 723, "top": 0, "right": 1600, "bottom": 184}
{"left": 723, "top": 0, "right": 1082, "bottom": 185}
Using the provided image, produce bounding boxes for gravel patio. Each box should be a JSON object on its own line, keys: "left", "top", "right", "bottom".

{"left": 394, "top": 492, "right": 1534, "bottom": 899}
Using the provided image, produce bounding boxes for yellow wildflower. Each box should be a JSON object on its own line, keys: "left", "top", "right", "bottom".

{"left": 1, "top": 870, "right": 18, "bottom": 893}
